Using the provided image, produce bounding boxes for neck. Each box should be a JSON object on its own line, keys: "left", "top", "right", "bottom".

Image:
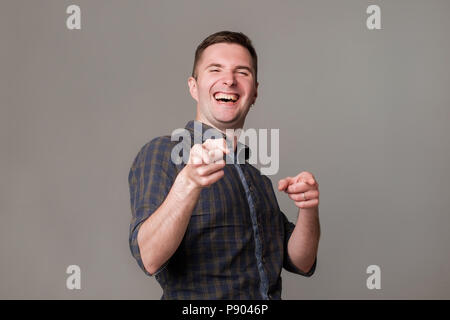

{"left": 195, "top": 115, "right": 244, "bottom": 132}
{"left": 194, "top": 117, "right": 242, "bottom": 152}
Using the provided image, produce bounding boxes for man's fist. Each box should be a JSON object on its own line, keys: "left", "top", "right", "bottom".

{"left": 278, "top": 171, "right": 319, "bottom": 209}
{"left": 181, "top": 138, "right": 230, "bottom": 189}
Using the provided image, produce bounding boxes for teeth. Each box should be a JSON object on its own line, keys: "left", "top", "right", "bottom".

{"left": 214, "top": 93, "right": 239, "bottom": 102}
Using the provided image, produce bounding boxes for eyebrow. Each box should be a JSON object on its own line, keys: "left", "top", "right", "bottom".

{"left": 205, "top": 63, "right": 253, "bottom": 73}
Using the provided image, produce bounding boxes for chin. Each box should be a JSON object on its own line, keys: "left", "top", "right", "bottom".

{"left": 214, "top": 118, "right": 242, "bottom": 129}
{"left": 214, "top": 113, "right": 239, "bottom": 123}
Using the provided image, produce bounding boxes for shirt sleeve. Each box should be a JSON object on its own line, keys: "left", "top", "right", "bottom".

{"left": 281, "top": 212, "right": 317, "bottom": 277}
{"left": 128, "top": 136, "right": 177, "bottom": 277}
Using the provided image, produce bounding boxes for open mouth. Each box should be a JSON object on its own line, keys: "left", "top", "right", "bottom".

{"left": 213, "top": 92, "right": 240, "bottom": 105}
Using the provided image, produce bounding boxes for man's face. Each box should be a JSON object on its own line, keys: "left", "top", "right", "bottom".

{"left": 188, "top": 43, "right": 258, "bottom": 131}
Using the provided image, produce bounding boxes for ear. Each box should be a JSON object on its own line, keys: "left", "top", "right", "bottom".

{"left": 188, "top": 76, "right": 199, "bottom": 102}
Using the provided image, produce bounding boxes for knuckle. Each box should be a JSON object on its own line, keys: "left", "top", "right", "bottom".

{"left": 199, "top": 176, "right": 208, "bottom": 186}
{"left": 190, "top": 156, "right": 200, "bottom": 165}
{"left": 191, "top": 144, "right": 201, "bottom": 155}
{"left": 203, "top": 139, "right": 213, "bottom": 148}
{"left": 205, "top": 155, "right": 213, "bottom": 164}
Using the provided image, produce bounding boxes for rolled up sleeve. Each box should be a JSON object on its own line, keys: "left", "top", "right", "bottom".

{"left": 128, "top": 136, "right": 176, "bottom": 277}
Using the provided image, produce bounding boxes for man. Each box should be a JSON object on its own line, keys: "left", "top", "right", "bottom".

{"left": 128, "top": 31, "right": 320, "bottom": 300}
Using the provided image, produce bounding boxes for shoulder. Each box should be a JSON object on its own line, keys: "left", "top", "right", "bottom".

{"left": 145, "top": 134, "right": 175, "bottom": 152}
{"left": 129, "top": 135, "right": 179, "bottom": 176}
{"left": 136, "top": 135, "right": 178, "bottom": 161}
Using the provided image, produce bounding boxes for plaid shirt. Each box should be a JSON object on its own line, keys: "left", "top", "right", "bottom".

{"left": 128, "top": 120, "right": 316, "bottom": 300}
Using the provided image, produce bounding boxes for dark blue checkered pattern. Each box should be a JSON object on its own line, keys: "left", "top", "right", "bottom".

{"left": 128, "top": 121, "right": 316, "bottom": 299}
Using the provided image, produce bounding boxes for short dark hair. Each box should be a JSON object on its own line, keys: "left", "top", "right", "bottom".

{"left": 191, "top": 31, "right": 258, "bottom": 83}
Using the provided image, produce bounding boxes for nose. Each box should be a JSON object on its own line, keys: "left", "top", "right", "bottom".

{"left": 222, "top": 70, "right": 236, "bottom": 86}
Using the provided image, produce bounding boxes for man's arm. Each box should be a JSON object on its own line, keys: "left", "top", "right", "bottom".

{"left": 287, "top": 207, "right": 320, "bottom": 273}
{"left": 279, "top": 171, "right": 320, "bottom": 274}
{"left": 137, "top": 139, "right": 229, "bottom": 275}
{"left": 137, "top": 171, "right": 201, "bottom": 275}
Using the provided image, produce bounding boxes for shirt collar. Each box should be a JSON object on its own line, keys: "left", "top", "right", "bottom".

{"left": 184, "top": 120, "right": 251, "bottom": 161}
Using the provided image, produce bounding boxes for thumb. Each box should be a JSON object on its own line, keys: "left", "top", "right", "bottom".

{"left": 303, "top": 178, "right": 315, "bottom": 186}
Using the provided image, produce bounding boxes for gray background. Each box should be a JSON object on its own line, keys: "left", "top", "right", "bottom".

{"left": 1, "top": 0, "right": 449, "bottom": 299}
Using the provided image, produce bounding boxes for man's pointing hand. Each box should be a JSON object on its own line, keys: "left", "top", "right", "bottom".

{"left": 278, "top": 171, "right": 319, "bottom": 210}
{"left": 180, "top": 138, "right": 230, "bottom": 190}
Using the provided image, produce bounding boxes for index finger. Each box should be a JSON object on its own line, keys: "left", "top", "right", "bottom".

{"left": 295, "top": 172, "right": 316, "bottom": 185}
{"left": 203, "top": 138, "right": 230, "bottom": 154}
{"left": 286, "top": 181, "right": 311, "bottom": 194}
